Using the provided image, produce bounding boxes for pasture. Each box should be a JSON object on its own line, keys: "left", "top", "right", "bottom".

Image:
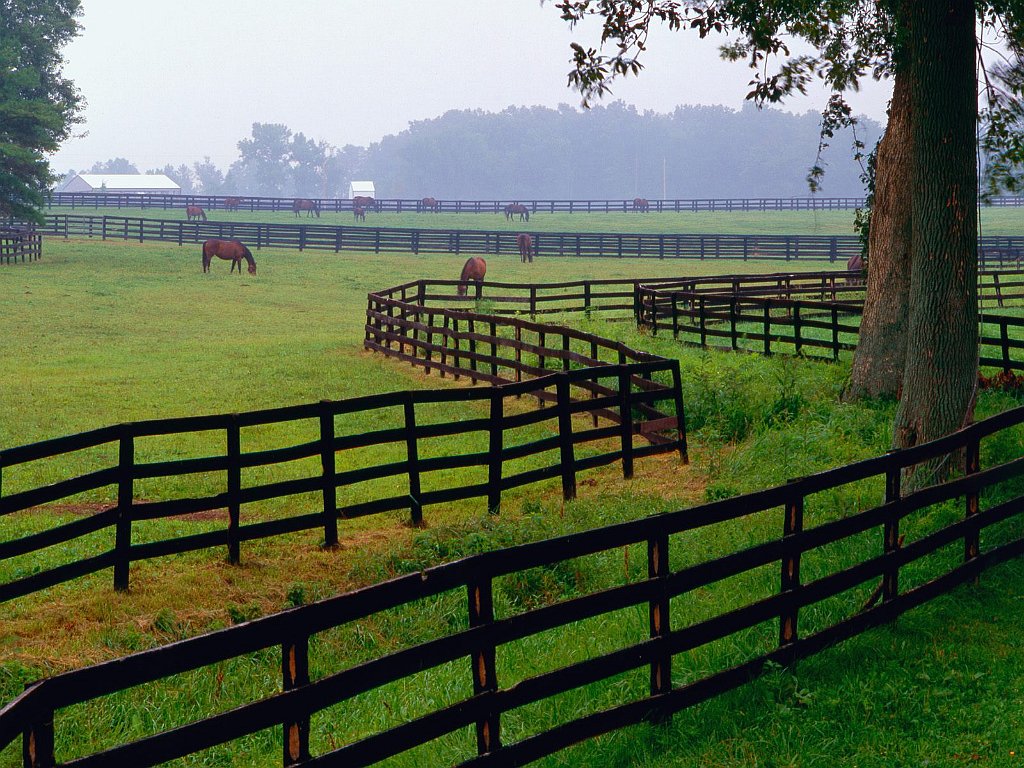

{"left": 2, "top": 237, "right": 1024, "bottom": 766}
{"left": 42, "top": 204, "right": 1024, "bottom": 237}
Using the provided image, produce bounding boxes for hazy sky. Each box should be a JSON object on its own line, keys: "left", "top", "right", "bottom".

{"left": 49, "top": 1, "right": 894, "bottom": 173}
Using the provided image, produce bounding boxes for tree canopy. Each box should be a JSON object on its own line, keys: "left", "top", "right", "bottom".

{"left": 0, "top": 0, "right": 83, "bottom": 222}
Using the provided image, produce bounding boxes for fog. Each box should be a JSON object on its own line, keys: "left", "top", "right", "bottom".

{"left": 49, "top": 0, "right": 894, "bottom": 174}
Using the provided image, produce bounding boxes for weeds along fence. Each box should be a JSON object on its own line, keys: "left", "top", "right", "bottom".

{"left": 4, "top": 401, "right": 1024, "bottom": 766}
{"left": 0, "top": 357, "right": 685, "bottom": 606}
{"left": 0, "top": 225, "right": 42, "bottom": 264}
{"left": 637, "top": 270, "right": 1024, "bottom": 371}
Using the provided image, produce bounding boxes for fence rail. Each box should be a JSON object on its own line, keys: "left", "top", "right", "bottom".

{"left": 0, "top": 226, "right": 42, "bottom": 264}
{"left": 45, "top": 191, "right": 1024, "bottom": 213}
{"left": 34, "top": 212, "right": 1024, "bottom": 264}
{"left": 637, "top": 272, "right": 1024, "bottom": 370}
{"left": 4, "top": 395, "right": 1023, "bottom": 766}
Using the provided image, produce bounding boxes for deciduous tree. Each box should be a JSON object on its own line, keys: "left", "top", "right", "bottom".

{"left": 0, "top": 0, "right": 83, "bottom": 222}
{"left": 555, "top": 0, "right": 1020, "bottom": 485}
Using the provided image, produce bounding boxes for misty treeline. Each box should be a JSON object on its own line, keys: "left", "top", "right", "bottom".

{"left": 71, "top": 103, "right": 881, "bottom": 199}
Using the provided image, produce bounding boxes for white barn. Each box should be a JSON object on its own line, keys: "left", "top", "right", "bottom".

{"left": 58, "top": 174, "right": 182, "bottom": 195}
{"left": 348, "top": 181, "right": 375, "bottom": 199}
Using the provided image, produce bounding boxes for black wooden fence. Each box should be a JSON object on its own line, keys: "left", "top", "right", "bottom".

{"left": 37, "top": 212, "right": 868, "bottom": 261}
{"left": 49, "top": 192, "right": 877, "bottom": 213}
{"left": 4, "top": 397, "right": 1023, "bottom": 766}
{"left": 0, "top": 358, "right": 684, "bottom": 606}
{"left": 35, "top": 211, "right": 1024, "bottom": 264}
{"left": 46, "top": 191, "right": 1024, "bottom": 213}
{"left": 637, "top": 271, "right": 1024, "bottom": 370}
{"left": 0, "top": 226, "right": 41, "bottom": 264}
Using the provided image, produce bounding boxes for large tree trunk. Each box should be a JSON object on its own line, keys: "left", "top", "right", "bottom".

{"left": 893, "top": 0, "right": 978, "bottom": 487}
{"left": 846, "top": 72, "right": 914, "bottom": 400}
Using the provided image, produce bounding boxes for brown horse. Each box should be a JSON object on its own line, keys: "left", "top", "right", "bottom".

{"left": 421, "top": 196, "right": 440, "bottom": 212}
{"left": 517, "top": 233, "right": 533, "bottom": 263}
{"left": 457, "top": 256, "right": 486, "bottom": 296}
{"left": 292, "top": 199, "right": 320, "bottom": 217}
{"left": 186, "top": 205, "right": 207, "bottom": 222}
{"left": 224, "top": 196, "right": 242, "bottom": 211}
{"left": 352, "top": 195, "right": 375, "bottom": 211}
{"left": 202, "top": 239, "right": 256, "bottom": 275}
{"left": 504, "top": 203, "right": 529, "bottom": 222}
{"left": 633, "top": 198, "right": 649, "bottom": 212}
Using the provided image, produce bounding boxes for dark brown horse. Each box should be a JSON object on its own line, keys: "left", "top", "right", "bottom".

{"left": 352, "top": 195, "right": 375, "bottom": 211}
{"left": 457, "top": 256, "right": 486, "bottom": 296}
{"left": 517, "top": 233, "right": 533, "bottom": 263}
{"left": 504, "top": 203, "right": 529, "bottom": 222}
{"left": 353, "top": 206, "right": 366, "bottom": 222}
{"left": 633, "top": 197, "right": 649, "bottom": 212}
{"left": 292, "top": 199, "right": 320, "bottom": 217}
{"left": 421, "top": 196, "right": 440, "bottom": 212}
{"left": 224, "top": 196, "right": 242, "bottom": 211}
{"left": 202, "top": 239, "right": 256, "bottom": 275}
{"left": 186, "top": 205, "right": 207, "bottom": 222}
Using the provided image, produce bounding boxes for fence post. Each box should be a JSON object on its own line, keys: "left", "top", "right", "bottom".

{"left": 698, "top": 298, "right": 707, "bottom": 347}
{"left": 671, "top": 294, "right": 679, "bottom": 338}
{"left": 468, "top": 316, "right": 478, "bottom": 384}
{"left": 883, "top": 452, "right": 902, "bottom": 603}
{"left": 779, "top": 479, "right": 803, "bottom": 653}
{"left": 468, "top": 576, "right": 501, "bottom": 755}
{"left": 405, "top": 394, "right": 423, "bottom": 526}
{"left": 282, "top": 635, "right": 311, "bottom": 765}
{"left": 1001, "top": 321, "right": 1012, "bottom": 374}
{"left": 556, "top": 373, "right": 577, "bottom": 501}
{"left": 793, "top": 303, "right": 802, "bottom": 355}
{"left": 227, "top": 416, "right": 241, "bottom": 565}
{"left": 618, "top": 361, "right": 634, "bottom": 480}
{"left": 320, "top": 402, "right": 339, "bottom": 548}
{"left": 670, "top": 361, "right": 689, "bottom": 464}
{"left": 23, "top": 705, "right": 55, "bottom": 768}
{"left": 965, "top": 434, "right": 981, "bottom": 570}
{"left": 831, "top": 307, "right": 840, "bottom": 360}
{"left": 490, "top": 320, "right": 498, "bottom": 378}
{"left": 763, "top": 301, "right": 771, "bottom": 356}
{"left": 648, "top": 532, "right": 671, "bottom": 724}
{"left": 114, "top": 429, "right": 134, "bottom": 591}
{"left": 488, "top": 391, "right": 503, "bottom": 513}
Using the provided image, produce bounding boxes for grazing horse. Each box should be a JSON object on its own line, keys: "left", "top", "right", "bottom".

{"left": 504, "top": 203, "right": 529, "bottom": 222}
{"left": 353, "top": 206, "right": 366, "bottom": 222}
{"left": 633, "top": 197, "right": 649, "bottom": 212}
{"left": 457, "top": 256, "right": 487, "bottom": 296}
{"left": 517, "top": 233, "right": 533, "bottom": 263}
{"left": 292, "top": 198, "right": 320, "bottom": 217}
{"left": 224, "top": 196, "right": 242, "bottom": 211}
{"left": 421, "top": 196, "right": 440, "bottom": 212}
{"left": 845, "top": 252, "right": 866, "bottom": 287}
{"left": 202, "top": 239, "right": 257, "bottom": 275}
{"left": 186, "top": 205, "right": 207, "bottom": 222}
{"left": 352, "top": 195, "right": 375, "bottom": 212}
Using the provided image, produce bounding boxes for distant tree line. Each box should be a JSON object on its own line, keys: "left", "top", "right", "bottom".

{"left": 64, "top": 103, "right": 881, "bottom": 199}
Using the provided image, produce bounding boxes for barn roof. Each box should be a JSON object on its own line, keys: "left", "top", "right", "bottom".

{"left": 62, "top": 174, "right": 182, "bottom": 191}
{"left": 349, "top": 181, "right": 375, "bottom": 194}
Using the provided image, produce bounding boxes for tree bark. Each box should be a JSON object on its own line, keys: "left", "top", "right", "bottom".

{"left": 893, "top": 0, "right": 978, "bottom": 487}
{"left": 846, "top": 71, "right": 914, "bottom": 400}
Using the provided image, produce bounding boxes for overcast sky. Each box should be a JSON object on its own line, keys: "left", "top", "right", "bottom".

{"left": 49, "top": 0, "right": 894, "bottom": 174}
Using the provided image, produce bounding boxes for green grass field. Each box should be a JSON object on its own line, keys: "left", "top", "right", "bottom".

{"left": 2, "top": 236, "right": 1024, "bottom": 766}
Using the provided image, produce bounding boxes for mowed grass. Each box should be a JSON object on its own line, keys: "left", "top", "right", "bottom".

{"left": 45, "top": 203, "right": 1024, "bottom": 236}
{"left": 3, "top": 237, "right": 1024, "bottom": 766}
